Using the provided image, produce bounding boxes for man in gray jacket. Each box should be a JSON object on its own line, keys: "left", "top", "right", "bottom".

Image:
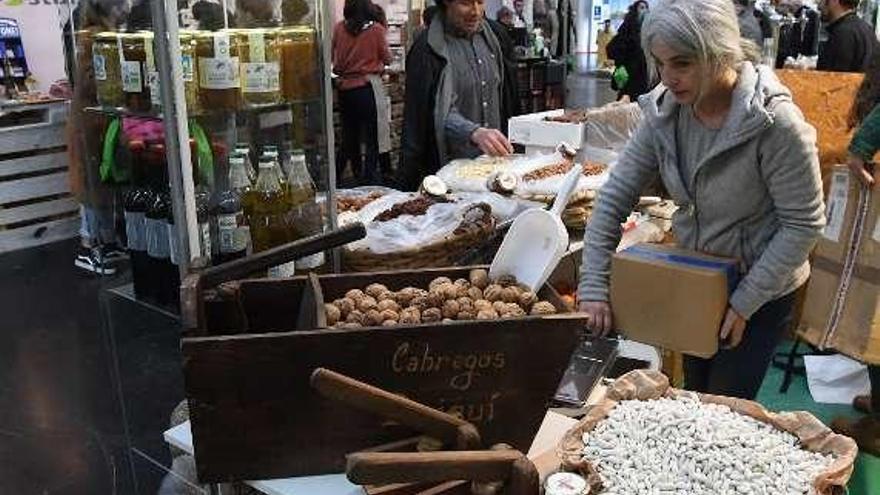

{"left": 579, "top": 0, "right": 825, "bottom": 400}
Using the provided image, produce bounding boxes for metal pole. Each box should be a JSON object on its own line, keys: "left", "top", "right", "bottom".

{"left": 151, "top": 0, "right": 199, "bottom": 277}
{"left": 317, "top": 0, "right": 340, "bottom": 271}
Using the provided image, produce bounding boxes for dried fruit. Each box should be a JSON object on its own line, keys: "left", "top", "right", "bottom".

{"left": 365, "top": 283, "right": 389, "bottom": 298}
{"left": 400, "top": 307, "right": 422, "bottom": 325}
{"left": 530, "top": 301, "right": 557, "bottom": 315}
{"left": 422, "top": 307, "right": 443, "bottom": 323}
{"left": 377, "top": 299, "right": 400, "bottom": 313}
{"left": 442, "top": 299, "right": 461, "bottom": 319}
{"left": 375, "top": 196, "right": 450, "bottom": 222}
{"left": 337, "top": 191, "right": 385, "bottom": 212}
{"left": 324, "top": 304, "right": 341, "bottom": 326}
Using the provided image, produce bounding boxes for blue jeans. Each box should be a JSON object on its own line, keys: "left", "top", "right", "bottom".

{"left": 79, "top": 204, "right": 116, "bottom": 248}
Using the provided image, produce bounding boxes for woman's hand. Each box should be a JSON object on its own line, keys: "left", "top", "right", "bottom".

{"left": 578, "top": 300, "right": 614, "bottom": 337}
{"left": 719, "top": 307, "right": 747, "bottom": 349}
{"left": 847, "top": 153, "right": 875, "bottom": 186}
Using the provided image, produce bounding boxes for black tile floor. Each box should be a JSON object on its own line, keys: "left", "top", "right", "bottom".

{"left": 0, "top": 239, "right": 187, "bottom": 494}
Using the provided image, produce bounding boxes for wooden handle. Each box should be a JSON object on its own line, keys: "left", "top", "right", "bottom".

{"left": 311, "top": 368, "right": 481, "bottom": 449}
{"left": 346, "top": 451, "right": 524, "bottom": 485}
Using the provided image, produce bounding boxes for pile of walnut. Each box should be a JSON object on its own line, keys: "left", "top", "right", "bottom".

{"left": 324, "top": 269, "right": 558, "bottom": 329}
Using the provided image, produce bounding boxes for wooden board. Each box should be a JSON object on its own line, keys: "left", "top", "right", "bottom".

{"left": 0, "top": 171, "right": 70, "bottom": 204}
{"left": 0, "top": 197, "right": 77, "bottom": 226}
{"left": 0, "top": 122, "right": 66, "bottom": 156}
{"left": 0, "top": 216, "right": 79, "bottom": 253}
{"left": 0, "top": 151, "right": 68, "bottom": 179}
{"left": 184, "top": 266, "right": 583, "bottom": 482}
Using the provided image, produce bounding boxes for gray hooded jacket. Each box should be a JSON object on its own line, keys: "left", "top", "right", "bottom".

{"left": 578, "top": 62, "right": 825, "bottom": 319}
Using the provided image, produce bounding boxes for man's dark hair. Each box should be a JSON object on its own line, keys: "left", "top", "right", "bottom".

{"left": 344, "top": 0, "right": 378, "bottom": 34}
{"left": 839, "top": 0, "right": 860, "bottom": 9}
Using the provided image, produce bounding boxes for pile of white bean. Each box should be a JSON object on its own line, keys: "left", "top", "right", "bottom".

{"left": 581, "top": 395, "right": 835, "bottom": 495}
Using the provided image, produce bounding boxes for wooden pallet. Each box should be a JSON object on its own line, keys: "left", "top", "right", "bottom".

{"left": 0, "top": 101, "right": 78, "bottom": 254}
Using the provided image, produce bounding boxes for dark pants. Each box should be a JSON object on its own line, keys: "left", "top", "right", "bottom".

{"left": 338, "top": 85, "right": 380, "bottom": 186}
{"left": 684, "top": 292, "right": 796, "bottom": 400}
{"left": 870, "top": 365, "right": 880, "bottom": 412}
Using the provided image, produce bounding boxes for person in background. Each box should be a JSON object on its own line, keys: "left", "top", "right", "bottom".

{"left": 332, "top": 0, "right": 392, "bottom": 186}
{"left": 606, "top": 0, "right": 650, "bottom": 101}
{"left": 597, "top": 19, "right": 615, "bottom": 69}
{"left": 817, "top": 0, "right": 879, "bottom": 72}
{"left": 830, "top": 53, "right": 880, "bottom": 456}
{"left": 543, "top": 0, "right": 560, "bottom": 57}
{"left": 496, "top": 5, "right": 515, "bottom": 29}
{"left": 400, "top": 0, "right": 516, "bottom": 191}
{"left": 579, "top": 0, "right": 825, "bottom": 400}
{"left": 735, "top": 0, "right": 764, "bottom": 47}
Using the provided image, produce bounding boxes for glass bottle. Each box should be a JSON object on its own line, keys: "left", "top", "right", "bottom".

{"left": 235, "top": 142, "right": 256, "bottom": 182}
{"left": 286, "top": 148, "right": 326, "bottom": 272}
{"left": 124, "top": 140, "right": 150, "bottom": 300}
{"left": 243, "top": 155, "right": 296, "bottom": 278}
{"left": 213, "top": 151, "right": 252, "bottom": 264}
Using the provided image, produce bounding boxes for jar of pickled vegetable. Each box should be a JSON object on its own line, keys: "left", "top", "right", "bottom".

{"left": 179, "top": 31, "right": 200, "bottom": 112}
{"left": 121, "top": 32, "right": 152, "bottom": 112}
{"left": 93, "top": 32, "right": 124, "bottom": 108}
{"left": 196, "top": 30, "right": 241, "bottom": 111}
{"left": 239, "top": 28, "right": 282, "bottom": 106}
{"left": 279, "top": 27, "right": 319, "bottom": 102}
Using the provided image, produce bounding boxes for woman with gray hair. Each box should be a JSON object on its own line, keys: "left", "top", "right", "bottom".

{"left": 578, "top": 0, "right": 825, "bottom": 399}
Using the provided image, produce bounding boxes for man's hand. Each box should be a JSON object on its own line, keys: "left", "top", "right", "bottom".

{"left": 719, "top": 307, "right": 748, "bottom": 349}
{"left": 471, "top": 128, "right": 513, "bottom": 157}
{"left": 847, "top": 153, "right": 875, "bottom": 186}
{"left": 579, "top": 300, "right": 614, "bottom": 337}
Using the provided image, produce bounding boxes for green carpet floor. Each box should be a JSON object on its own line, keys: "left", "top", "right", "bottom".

{"left": 755, "top": 342, "right": 880, "bottom": 494}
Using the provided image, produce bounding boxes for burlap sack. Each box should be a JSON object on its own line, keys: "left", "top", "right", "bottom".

{"left": 559, "top": 370, "right": 858, "bottom": 495}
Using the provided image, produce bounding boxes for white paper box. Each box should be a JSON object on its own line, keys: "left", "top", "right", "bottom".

{"left": 508, "top": 109, "right": 585, "bottom": 149}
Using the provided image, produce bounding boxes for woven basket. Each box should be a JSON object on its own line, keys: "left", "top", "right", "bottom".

{"left": 342, "top": 206, "right": 497, "bottom": 272}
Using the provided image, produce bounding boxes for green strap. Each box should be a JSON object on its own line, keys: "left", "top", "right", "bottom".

{"left": 100, "top": 118, "right": 122, "bottom": 183}
{"left": 190, "top": 120, "right": 214, "bottom": 188}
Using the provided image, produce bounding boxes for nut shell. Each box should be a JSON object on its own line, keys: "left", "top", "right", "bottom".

{"left": 469, "top": 269, "right": 490, "bottom": 290}
{"left": 442, "top": 300, "right": 461, "bottom": 319}
{"left": 324, "top": 304, "right": 341, "bottom": 326}
{"left": 530, "top": 301, "right": 557, "bottom": 315}
{"left": 474, "top": 299, "right": 493, "bottom": 311}
{"left": 382, "top": 320, "right": 398, "bottom": 327}
{"left": 346, "top": 309, "right": 366, "bottom": 325}
{"left": 457, "top": 310, "right": 475, "bottom": 321}
{"left": 476, "top": 309, "right": 499, "bottom": 320}
{"left": 467, "top": 287, "right": 484, "bottom": 301}
{"left": 496, "top": 274, "right": 518, "bottom": 287}
{"left": 429, "top": 277, "right": 452, "bottom": 291}
{"left": 345, "top": 289, "right": 366, "bottom": 301}
{"left": 379, "top": 309, "right": 400, "bottom": 322}
{"left": 501, "top": 287, "right": 520, "bottom": 304}
{"left": 400, "top": 307, "right": 422, "bottom": 325}
{"left": 335, "top": 298, "right": 356, "bottom": 317}
{"left": 365, "top": 283, "right": 389, "bottom": 298}
{"left": 484, "top": 284, "right": 504, "bottom": 302}
{"left": 365, "top": 309, "right": 383, "bottom": 326}
{"left": 377, "top": 299, "right": 400, "bottom": 313}
{"left": 422, "top": 307, "right": 443, "bottom": 323}
{"left": 357, "top": 296, "right": 378, "bottom": 312}
{"left": 518, "top": 291, "right": 538, "bottom": 310}
{"left": 377, "top": 291, "right": 397, "bottom": 302}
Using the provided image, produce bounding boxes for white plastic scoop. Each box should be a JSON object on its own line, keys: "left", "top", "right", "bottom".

{"left": 490, "top": 164, "right": 583, "bottom": 291}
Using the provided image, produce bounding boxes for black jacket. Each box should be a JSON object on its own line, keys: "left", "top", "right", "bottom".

{"left": 606, "top": 17, "right": 649, "bottom": 101}
{"left": 817, "top": 12, "right": 879, "bottom": 73}
{"left": 399, "top": 16, "right": 519, "bottom": 191}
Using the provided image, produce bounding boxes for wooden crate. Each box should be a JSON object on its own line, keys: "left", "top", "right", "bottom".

{"left": 182, "top": 264, "right": 585, "bottom": 483}
{"left": 0, "top": 101, "right": 77, "bottom": 253}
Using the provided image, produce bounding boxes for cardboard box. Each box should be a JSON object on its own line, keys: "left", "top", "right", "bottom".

{"left": 610, "top": 243, "right": 740, "bottom": 358}
{"left": 800, "top": 167, "right": 880, "bottom": 365}
{"left": 508, "top": 109, "right": 585, "bottom": 149}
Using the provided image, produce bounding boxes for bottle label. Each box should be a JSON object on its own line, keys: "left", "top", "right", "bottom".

{"left": 218, "top": 213, "right": 249, "bottom": 253}
{"left": 124, "top": 211, "right": 146, "bottom": 251}
{"left": 167, "top": 223, "right": 181, "bottom": 265}
{"left": 145, "top": 218, "right": 170, "bottom": 258}
{"left": 242, "top": 62, "right": 280, "bottom": 93}
{"left": 181, "top": 54, "right": 195, "bottom": 82}
{"left": 199, "top": 57, "right": 240, "bottom": 89}
{"left": 248, "top": 31, "right": 266, "bottom": 62}
{"left": 200, "top": 221, "right": 212, "bottom": 258}
{"left": 93, "top": 53, "right": 107, "bottom": 81}
{"left": 121, "top": 61, "right": 143, "bottom": 93}
{"left": 214, "top": 34, "right": 231, "bottom": 59}
{"left": 268, "top": 261, "right": 296, "bottom": 278}
{"left": 295, "top": 252, "right": 325, "bottom": 270}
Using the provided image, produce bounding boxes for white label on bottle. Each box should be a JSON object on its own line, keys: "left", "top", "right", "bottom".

{"left": 242, "top": 62, "right": 280, "bottom": 93}
{"left": 248, "top": 32, "right": 266, "bottom": 62}
{"left": 145, "top": 218, "right": 170, "bottom": 258}
{"left": 167, "top": 223, "right": 181, "bottom": 265}
{"left": 214, "top": 33, "right": 231, "bottom": 59}
{"left": 93, "top": 53, "right": 107, "bottom": 81}
{"left": 121, "top": 61, "right": 143, "bottom": 93}
{"left": 268, "top": 261, "right": 296, "bottom": 278}
{"left": 149, "top": 71, "right": 160, "bottom": 105}
{"left": 124, "top": 211, "right": 146, "bottom": 251}
{"left": 218, "top": 213, "right": 248, "bottom": 253}
{"left": 200, "top": 221, "right": 212, "bottom": 258}
{"left": 181, "top": 54, "right": 194, "bottom": 82}
{"left": 199, "top": 57, "right": 240, "bottom": 89}
{"left": 823, "top": 171, "right": 849, "bottom": 242}
{"left": 295, "top": 252, "right": 325, "bottom": 270}
{"left": 145, "top": 37, "right": 155, "bottom": 71}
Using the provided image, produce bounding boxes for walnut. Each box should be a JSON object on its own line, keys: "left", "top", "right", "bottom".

{"left": 454, "top": 278, "right": 470, "bottom": 288}
{"left": 379, "top": 309, "right": 400, "bottom": 322}
{"left": 530, "top": 301, "right": 557, "bottom": 315}
{"left": 456, "top": 284, "right": 471, "bottom": 299}
{"left": 499, "top": 303, "right": 526, "bottom": 318}
{"left": 324, "top": 304, "right": 341, "bottom": 326}
{"left": 467, "top": 287, "right": 484, "bottom": 301}
{"left": 382, "top": 320, "right": 398, "bottom": 327}
{"left": 476, "top": 308, "right": 499, "bottom": 320}
{"left": 411, "top": 295, "right": 431, "bottom": 311}
{"left": 345, "top": 289, "right": 366, "bottom": 301}
{"left": 439, "top": 282, "right": 459, "bottom": 300}
{"left": 484, "top": 284, "right": 505, "bottom": 302}
{"left": 422, "top": 307, "right": 443, "bottom": 323}
{"left": 469, "top": 269, "right": 490, "bottom": 290}
{"left": 365, "top": 283, "right": 389, "bottom": 298}
{"left": 442, "top": 299, "right": 461, "bottom": 319}
{"left": 334, "top": 298, "right": 356, "bottom": 317}
{"left": 429, "top": 277, "right": 452, "bottom": 291}
{"left": 400, "top": 307, "right": 422, "bottom": 325}
{"left": 502, "top": 287, "right": 520, "bottom": 304}
{"left": 346, "top": 310, "right": 366, "bottom": 325}
{"left": 342, "top": 322, "right": 362, "bottom": 329}
{"left": 518, "top": 291, "right": 538, "bottom": 310}
{"left": 442, "top": 318, "right": 455, "bottom": 324}
{"left": 426, "top": 291, "right": 445, "bottom": 308}
{"left": 357, "top": 295, "right": 378, "bottom": 312}
{"left": 396, "top": 287, "right": 420, "bottom": 306}
{"left": 496, "top": 274, "right": 518, "bottom": 287}
{"left": 377, "top": 299, "right": 400, "bottom": 313}
{"left": 474, "top": 299, "right": 493, "bottom": 311}
{"left": 377, "top": 291, "right": 397, "bottom": 302}
{"left": 492, "top": 301, "right": 508, "bottom": 313}
{"left": 365, "top": 309, "right": 384, "bottom": 326}
{"left": 457, "top": 310, "right": 476, "bottom": 321}
{"left": 457, "top": 296, "right": 475, "bottom": 308}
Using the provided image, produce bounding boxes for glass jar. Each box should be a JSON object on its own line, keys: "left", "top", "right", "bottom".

{"left": 93, "top": 32, "right": 124, "bottom": 108}
{"left": 196, "top": 30, "right": 242, "bottom": 111}
{"left": 179, "top": 31, "right": 200, "bottom": 112}
{"left": 74, "top": 30, "right": 97, "bottom": 104}
{"left": 239, "top": 28, "right": 282, "bottom": 106}
{"left": 279, "top": 27, "right": 319, "bottom": 102}
{"left": 121, "top": 32, "right": 152, "bottom": 112}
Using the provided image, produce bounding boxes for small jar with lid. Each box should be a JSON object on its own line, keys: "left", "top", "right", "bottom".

{"left": 93, "top": 32, "right": 124, "bottom": 108}
{"left": 120, "top": 32, "right": 152, "bottom": 112}
{"left": 279, "top": 27, "right": 319, "bottom": 102}
{"left": 239, "top": 28, "right": 282, "bottom": 106}
{"left": 178, "top": 31, "right": 200, "bottom": 112}
{"left": 196, "top": 30, "right": 242, "bottom": 111}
